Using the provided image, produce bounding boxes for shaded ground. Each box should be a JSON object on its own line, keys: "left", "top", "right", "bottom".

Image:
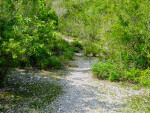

{"left": 0, "top": 69, "right": 65, "bottom": 112}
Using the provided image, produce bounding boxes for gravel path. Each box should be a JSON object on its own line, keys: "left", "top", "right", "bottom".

{"left": 50, "top": 52, "right": 149, "bottom": 113}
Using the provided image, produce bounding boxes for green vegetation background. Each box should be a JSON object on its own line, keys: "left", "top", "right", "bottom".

{"left": 51, "top": 0, "right": 150, "bottom": 87}
{"left": 0, "top": 0, "right": 149, "bottom": 90}
{"left": 0, "top": 0, "right": 150, "bottom": 112}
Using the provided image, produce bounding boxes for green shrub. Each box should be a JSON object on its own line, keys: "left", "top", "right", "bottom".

{"left": 71, "top": 40, "right": 82, "bottom": 49}
{"left": 92, "top": 62, "right": 111, "bottom": 79}
{"left": 71, "top": 40, "right": 83, "bottom": 53}
{"left": 48, "top": 56, "right": 63, "bottom": 69}
{"left": 92, "top": 61, "right": 150, "bottom": 87}
{"left": 82, "top": 41, "right": 99, "bottom": 56}
{"left": 123, "top": 68, "right": 150, "bottom": 87}
{"left": 123, "top": 67, "right": 141, "bottom": 83}
{"left": 139, "top": 69, "right": 150, "bottom": 87}
{"left": 30, "top": 55, "right": 63, "bottom": 69}
{"left": 92, "top": 61, "right": 121, "bottom": 81}
{"left": 109, "top": 71, "right": 120, "bottom": 82}
{"left": 0, "top": 0, "right": 74, "bottom": 87}
{"left": 70, "top": 40, "right": 82, "bottom": 53}
{"left": 62, "top": 47, "right": 74, "bottom": 60}
{"left": 73, "top": 47, "right": 80, "bottom": 53}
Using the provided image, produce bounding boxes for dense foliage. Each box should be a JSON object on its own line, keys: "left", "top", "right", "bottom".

{"left": 51, "top": 0, "right": 150, "bottom": 87}
{"left": 0, "top": 0, "right": 74, "bottom": 87}
{"left": 70, "top": 39, "right": 82, "bottom": 52}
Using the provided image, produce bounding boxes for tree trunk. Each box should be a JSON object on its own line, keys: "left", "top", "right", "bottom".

{"left": 0, "top": 74, "right": 5, "bottom": 88}
{"left": 0, "top": 68, "right": 9, "bottom": 88}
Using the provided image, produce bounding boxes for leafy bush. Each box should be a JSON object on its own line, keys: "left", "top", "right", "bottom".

{"left": 92, "top": 62, "right": 112, "bottom": 79}
{"left": 48, "top": 56, "right": 63, "bottom": 69}
{"left": 92, "top": 61, "right": 150, "bottom": 87}
{"left": 71, "top": 40, "right": 82, "bottom": 49}
{"left": 70, "top": 40, "right": 82, "bottom": 52}
{"left": 82, "top": 41, "right": 99, "bottom": 56}
{"left": 123, "top": 68, "right": 150, "bottom": 87}
{"left": 0, "top": 0, "right": 74, "bottom": 87}
{"left": 139, "top": 69, "right": 150, "bottom": 86}
{"left": 62, "top": 47, "right": 74, "bottom": 60}
{"left": 37, "top": 56, "right": 62, "bottom": 69}
{"left": 92, "top": 61, "right": 121, "bottom": 81}
{"left": 123, "top": 68, "right": 141, "bottom": 83}
{"left": 109, "top": 71, "right": 120, "bottom": 82}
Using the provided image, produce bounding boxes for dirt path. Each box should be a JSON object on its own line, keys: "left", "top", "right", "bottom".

{"left": 1, "top": 36, "right": 149, "bottom": 112}
{"left": 50, "top": 51, "right": 149, "bottom": 113}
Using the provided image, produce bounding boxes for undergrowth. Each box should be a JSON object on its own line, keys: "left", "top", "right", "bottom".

{"left": 92, "top": 61, "right": 150, "bottom": 87}
{"left": 122, "top": 95, "right": 150, "bottom": 112}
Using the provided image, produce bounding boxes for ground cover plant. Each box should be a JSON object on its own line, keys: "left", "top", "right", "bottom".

{"left": 120, "top": 95, "right": 150, "bottom": 112}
